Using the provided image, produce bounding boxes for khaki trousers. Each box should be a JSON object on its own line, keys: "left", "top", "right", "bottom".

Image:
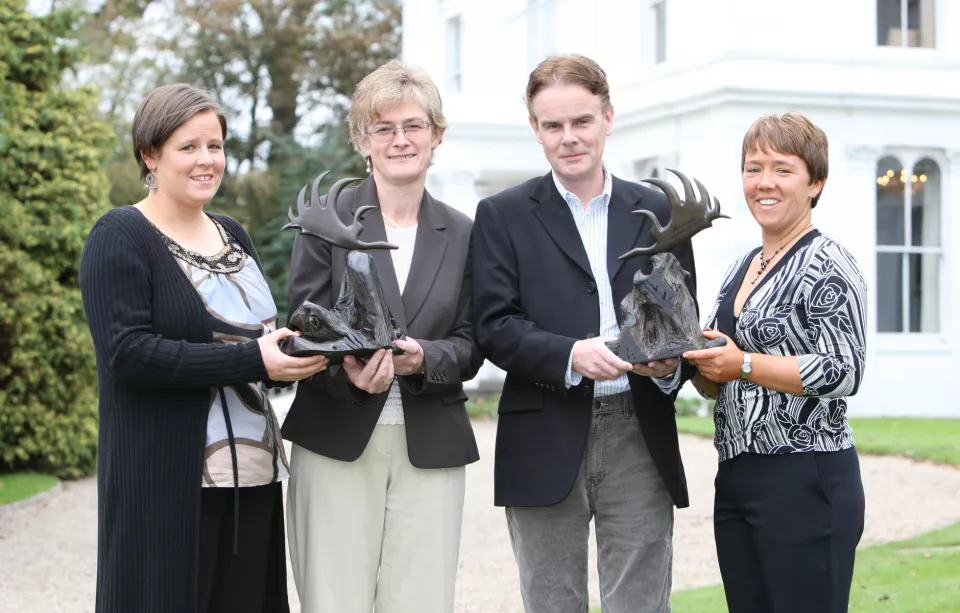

{"left": 287, "top": 425, "right": 466, "bottom": 613}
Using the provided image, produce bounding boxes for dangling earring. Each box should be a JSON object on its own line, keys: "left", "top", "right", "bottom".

{"left": 365, "top": 156, "right": 372, "bottom": 174}
{"left": 430, "top": 149, "right": 436, "bottom": 165}
{"left": 144, "top": 172, "right": 157, "bottom": 191}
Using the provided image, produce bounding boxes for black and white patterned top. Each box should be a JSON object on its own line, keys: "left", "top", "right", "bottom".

{"left": 703, "top": 230, "right": 867, "bottom": 462}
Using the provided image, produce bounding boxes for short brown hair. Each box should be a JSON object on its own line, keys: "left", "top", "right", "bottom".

{"left": 132, "top": 84, "right": 227, "bottom": 179}
{"left": 525, "top": 54, "right": 611, "bottom": 119}
{"left": 349, "top": 59, "right": 447, "bottom": 153}
{"left": 741, "top": 112, "right": 829, "bottom": 207}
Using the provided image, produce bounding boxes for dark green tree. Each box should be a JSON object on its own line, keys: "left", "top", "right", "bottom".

{"left": 0, "top": 0, "right": 114, "bottom": 478}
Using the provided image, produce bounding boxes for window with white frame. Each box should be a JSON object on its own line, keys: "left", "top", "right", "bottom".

{"left": 526, "top": 0, "right": 557, "bottom": 71}
{"left": 635, "top": 156, "right": 665, "bottom": 180}
{"left": 651, "top": 0, "right": 667, "bottom": 63}
{"left": 877, "top": 0, "right": 935, "bottom": 48}
{"left": 875, "top": 154, "right": 942, "bottom": 333}
{"left": 445, "top": 15, "right": 463, "bottom": 92}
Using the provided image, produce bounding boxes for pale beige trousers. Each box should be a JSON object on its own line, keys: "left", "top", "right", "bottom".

{"left": 287, "top": 425, "right": 466, "bottom": 613}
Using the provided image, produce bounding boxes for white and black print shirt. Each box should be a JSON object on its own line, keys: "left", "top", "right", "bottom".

{"left": 703, "top": 231, "right": 867, "bottom": 462}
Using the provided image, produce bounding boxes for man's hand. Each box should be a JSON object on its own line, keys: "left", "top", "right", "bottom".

{"left": 392, "top": 338, "right": 425, "bottom": 376}
{"left": 572, "top": 337, "right": 633, "bottom": 381}
{"left": 343, "top": 349, "right": 395, "bottom": 394}
{"left": 631, "top": 358, "right": 679, "bottom": 379}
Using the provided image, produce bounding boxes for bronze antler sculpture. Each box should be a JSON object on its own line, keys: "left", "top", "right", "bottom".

{"left": 279, "top": 172, "right": 405, "bottom": 362}
{"left": 607, "top": 169, "right": 729, "bottom": 364}
{"left": 282, "top": 170, "right": 397, "bottom": 250}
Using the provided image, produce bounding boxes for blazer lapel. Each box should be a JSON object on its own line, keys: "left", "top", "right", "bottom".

{"left": 530, "top": 173, "right": 593, "bottom": 279}
{"left": 607, "top": 178, "right": 648, "bottom": 281}
{"left": 351, "top": 177, "right": 408, "bottom": 330}
{"left": 402, "top": 190, "right": 447, "bottom": 327}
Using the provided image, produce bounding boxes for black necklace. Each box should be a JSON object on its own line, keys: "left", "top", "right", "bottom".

{"left": 750, "top": 224, "right": 812, "bottom": 285}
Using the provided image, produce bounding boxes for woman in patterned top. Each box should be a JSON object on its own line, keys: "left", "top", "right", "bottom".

{"left": 80, "top": 84, "right": 328, "bottom": 613}
{"left": 683, "top": 113, "right": 866, "bottom": 613}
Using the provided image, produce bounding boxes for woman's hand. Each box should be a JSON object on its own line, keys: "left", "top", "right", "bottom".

{"left": 682, "top": 329, "right": 744, "bottom": 384}
{"left": 392, "top": 337, "right": 425, "bottom": 376}
{"left": 342, "top": 348, "right": 395, "bottom": 394}
{"left": 257, "top": 328, "right": 329, "bottom": 381}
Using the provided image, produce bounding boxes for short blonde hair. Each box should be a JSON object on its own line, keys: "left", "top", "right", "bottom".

{"left": 349, "top": 60, "right": 447, "bottom": 153}
{"left": 741, "top": 112, "right": 829, "bottom": 207}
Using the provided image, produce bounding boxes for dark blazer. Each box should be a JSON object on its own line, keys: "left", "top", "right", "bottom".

{"left": 79, "top": 207, "right": 283, "bottom": 613}
{"left": 282, "top": 176, "right": 482, "bottom": 469}
{"left": 471, "top": 172, "right": 696, "bottom": 509}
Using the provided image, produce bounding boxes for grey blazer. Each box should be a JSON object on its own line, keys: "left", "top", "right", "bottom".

{"left": 282, "top": 175, "right": 482, "bottom": 468}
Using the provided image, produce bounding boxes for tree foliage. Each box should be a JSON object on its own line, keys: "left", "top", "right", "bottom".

{"left": 0, "top": 0, "right": 114, "bottom": 478}
{"left": 80, "top": 0, "right": 401, "bottom": 318}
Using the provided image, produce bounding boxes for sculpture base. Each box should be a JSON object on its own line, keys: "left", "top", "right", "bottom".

{"left": 280, "top": 335, "right": 404, "bottom": 364}
{"left": 605, "top": 336, "right": 727, "bottom": 365}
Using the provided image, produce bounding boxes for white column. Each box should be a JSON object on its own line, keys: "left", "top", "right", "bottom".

{"left": 944, "top": 150, "right": 960, "bottom": 356}
{"left": 842, "top": 144, "right": 882, "bottom": 413}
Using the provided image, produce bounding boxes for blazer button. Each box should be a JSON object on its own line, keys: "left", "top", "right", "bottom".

{"left": 586, "top": 282, "right": 597, "bottom": 293}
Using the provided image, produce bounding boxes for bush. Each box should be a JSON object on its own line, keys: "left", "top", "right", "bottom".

{"left": 0, "top": 1, "right": 113, "bottom": 478}
{"left": 674, "top": 395, "right": 713, "bottom": 417}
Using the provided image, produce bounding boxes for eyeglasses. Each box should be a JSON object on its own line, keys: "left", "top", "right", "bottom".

{"left": 367, "top": 120, "right": 430, "bottom": 141}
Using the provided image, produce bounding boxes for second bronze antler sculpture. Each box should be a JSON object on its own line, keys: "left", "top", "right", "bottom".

{"left": 607, "top": 169, "right": 729, "bottom": 364}
{"left": 279, "top": 172, "right": 405, "bottom": 362}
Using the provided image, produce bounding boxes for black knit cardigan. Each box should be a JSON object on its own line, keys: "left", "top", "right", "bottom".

{"left": 79, "top": 206, "right": 278, "bottom": 613}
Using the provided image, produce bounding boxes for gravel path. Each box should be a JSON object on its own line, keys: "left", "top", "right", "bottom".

{"left": 3, "top": 415, "right": 960, "bottom": 613}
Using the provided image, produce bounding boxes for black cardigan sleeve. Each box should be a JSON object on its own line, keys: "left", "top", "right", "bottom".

{"left": 79, "top": 217, "right": 269, "bottom": 388}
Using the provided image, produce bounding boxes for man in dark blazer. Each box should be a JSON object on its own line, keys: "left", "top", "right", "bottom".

{"left": 472, "top": 55, "right": 696, "bottom": 613}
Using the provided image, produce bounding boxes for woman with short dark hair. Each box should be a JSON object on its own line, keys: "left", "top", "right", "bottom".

{"left": 684, "top": 112, "right": 867, "bottom": 613}
{"left": 80, "top": 83, "right": 328, "bottom": 613}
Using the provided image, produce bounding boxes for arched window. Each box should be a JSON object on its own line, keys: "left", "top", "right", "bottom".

{"left": 876, "top": 155, "right": 942, "bottom": 333}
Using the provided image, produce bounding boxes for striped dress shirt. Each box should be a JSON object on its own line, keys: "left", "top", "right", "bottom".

{"left": 556, "top": 168, "right": 680, "bottom": 397}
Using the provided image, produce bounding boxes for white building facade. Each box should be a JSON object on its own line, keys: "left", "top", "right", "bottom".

{"left": 402, "top": 0, "right": 959, "bottom": 417}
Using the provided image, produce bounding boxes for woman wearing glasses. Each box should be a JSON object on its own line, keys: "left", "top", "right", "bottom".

{"left": 282, "top": 60, "right": 483, "bottom": 613}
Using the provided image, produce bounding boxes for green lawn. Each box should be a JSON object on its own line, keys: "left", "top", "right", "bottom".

{"left": 0, "top": 472, "right": 58, "bottom": 506}
{"left": 664, "top": 521, "right": 960, "bottom": 613}
{"left": 677, "top": 416, "right": 960, "bottom": 465}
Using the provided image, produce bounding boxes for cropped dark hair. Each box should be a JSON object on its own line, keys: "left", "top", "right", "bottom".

{"left": 132, "top": 84, "right": 227, "bottom": 179}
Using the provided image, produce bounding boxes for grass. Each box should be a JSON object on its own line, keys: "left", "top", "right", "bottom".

{"left": 662, "top": 521, "right": 960, "bottom": 612}
{"left": 465, "top": 393, "right": 500, "bottom": 420}
{"left": 0, "top": 472, "right": 58, "bottom": 506}
{"left": 676, "top": 416, "right": 960, "bottom": 465}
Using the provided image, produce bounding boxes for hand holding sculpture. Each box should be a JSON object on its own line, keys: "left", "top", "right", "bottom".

{"left": 257, "top": 328, "right": 329, "bottom": 381}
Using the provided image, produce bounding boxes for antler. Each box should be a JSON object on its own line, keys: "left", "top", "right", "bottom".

{"left": 619, "top": 169, "right": 728, "bottom": 260}
{"left": 282, "top": 171, "right": 398, "bottom": 251}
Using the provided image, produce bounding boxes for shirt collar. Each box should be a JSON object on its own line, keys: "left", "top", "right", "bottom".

{"left": 552, "top": 164, "right": 613, "bottom": 206}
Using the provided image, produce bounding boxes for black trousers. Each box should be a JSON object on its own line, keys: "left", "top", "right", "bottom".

{"left": 714, "top": 448, "right": 865, "bottom": 613}
{"left": 197, "top": 481, "right": 289, "bottom": 613}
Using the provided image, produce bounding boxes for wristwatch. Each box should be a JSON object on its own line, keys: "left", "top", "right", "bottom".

{"left": 740, "top": 352, "right": 752, "bottom": 380}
